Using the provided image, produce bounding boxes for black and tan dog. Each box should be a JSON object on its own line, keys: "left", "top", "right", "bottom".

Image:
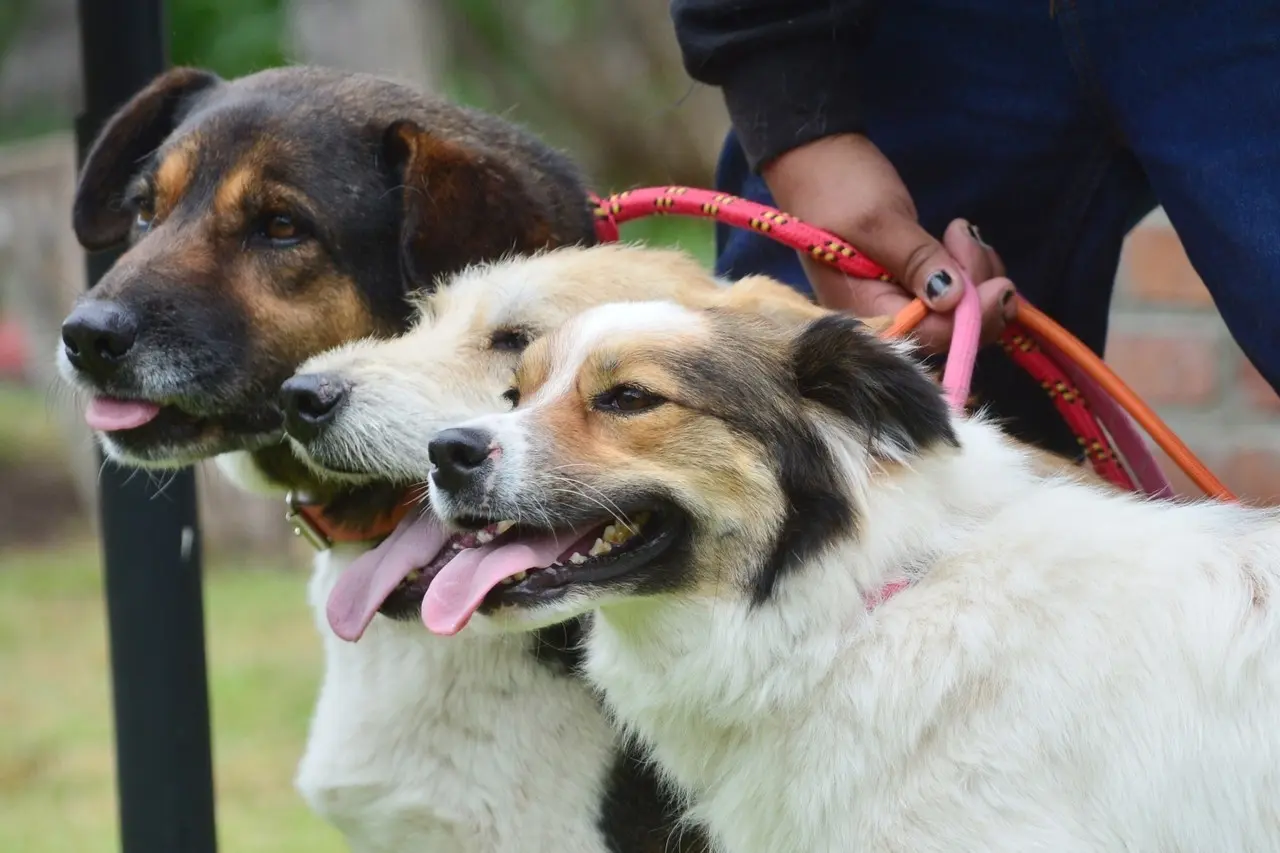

{"left": 63, "top": 65, "right": 590, "bottom": 491}
{"left": 59, "top": 66, "right": 699, "bottom": 853}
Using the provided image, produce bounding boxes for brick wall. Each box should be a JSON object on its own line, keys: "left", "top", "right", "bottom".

{"left": 1107, "top": 209, "right": 1280, "bottom": 505}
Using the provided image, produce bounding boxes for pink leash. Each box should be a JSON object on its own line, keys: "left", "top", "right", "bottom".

{"left": 942, "top": 273, "right": 1173, "bottom": 496}
{"left": 939, "top": 273, "right": 983, "bottom": 412}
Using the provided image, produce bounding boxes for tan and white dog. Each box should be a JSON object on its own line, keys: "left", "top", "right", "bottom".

{"left": 359, "top": 245, "right": 1279, "bottom": 853}
{"left": 279, "top": 245, "right": 826, "bottom": 853}
{"left": 282, "top": 246, "right": 842, "bottom": 640}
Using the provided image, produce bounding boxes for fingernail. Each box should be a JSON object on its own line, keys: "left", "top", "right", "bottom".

{"left": 1001, "top": 288, "right": 1018, "bottom": 320}
{"left": 967, "top": 223, "right": 992, "bottom": 249}
{"left": 925, "top": 270, "right": 953, "bottom": 302}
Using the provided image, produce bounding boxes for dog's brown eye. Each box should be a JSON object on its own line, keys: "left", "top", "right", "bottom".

{"left": 132, "top": 197, "right": 156, "bottom": 230}
{"left": 502, "top": 388, "right": 521, "bottom": 408}
{"left": 490, "top": 328, "right": 532, "bottom": 352}
{"left": 264, "top": 214, "right": 298, "bottom": 242}
{"left": 594, "top": 384, "right": 665, "bottom": 414}
{"left": 250, "top": 212, "right": 308, "bottom": 249}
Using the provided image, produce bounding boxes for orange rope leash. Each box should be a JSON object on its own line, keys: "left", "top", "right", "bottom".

{"left": 881, "top": 300, "right": 929, "bottom": 340}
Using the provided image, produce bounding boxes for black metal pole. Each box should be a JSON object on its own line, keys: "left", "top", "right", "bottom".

{"left": 73, "top": 2, "right": 218, "bottom": 852}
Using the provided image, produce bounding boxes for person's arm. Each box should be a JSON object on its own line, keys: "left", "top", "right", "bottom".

{"left": 671, "top": 0, "right": 1017, "bottom": 351}
{"left": 671, "top": 0, "right": 876, "bottom": 170}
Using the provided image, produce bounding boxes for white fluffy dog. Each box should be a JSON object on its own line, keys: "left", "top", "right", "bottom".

{"left": 272, "top": 246, "right": 804, "bottom": 853}
{"left": 403, "top": 246, "right": 1280, "bottom": 853}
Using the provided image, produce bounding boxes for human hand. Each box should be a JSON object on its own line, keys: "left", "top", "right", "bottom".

{"left": 762, "top": 133, "right": 1018, "bottom": 352}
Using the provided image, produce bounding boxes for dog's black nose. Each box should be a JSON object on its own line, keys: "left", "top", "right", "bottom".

{"left": 61, "top": 301, "right": 139, "bottom": 380}
{"left": 429, "top": 427, "right": 494, "bottom": 493}
{"left": 281, "top": 372, "right": 348, "bottom": 442}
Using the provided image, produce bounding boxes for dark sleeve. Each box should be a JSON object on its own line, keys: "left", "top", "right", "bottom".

{"left": 670, "top": 0, "right": 876, "bottom": 171}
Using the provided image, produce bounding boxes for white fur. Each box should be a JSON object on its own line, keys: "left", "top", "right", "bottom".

{"left": 215, "top": 447, "right": 626, "bottom": 851}
{"left": 211, "top": 289, "right": 670, "bottom": 851}
{"left": 535, "top": 301, "right": 702, "bottom": 402}
{"left": 585, "top": 417, "right": 1280, "bottom": 853}
{"left": 208, "top": 249, "right": 736, "bottom": 852}
{"left": 290, "top": 544, "right": 618, "bottom": 853}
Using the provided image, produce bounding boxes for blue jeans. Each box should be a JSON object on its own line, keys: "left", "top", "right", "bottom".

{"left": 713, "top": 0, "right": 1280, "bottom": 454}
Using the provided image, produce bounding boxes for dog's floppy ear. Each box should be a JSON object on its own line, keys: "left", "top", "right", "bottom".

{"left": 73, "top": 67, "right": 221, "bottom": 250}
{"left": 383, "top": 120, "right": 560, "bottom": 294}
{"left": 718, "top": 275, "right": 897, "bottom": 333}
{"left": 718, "top": 274, "right": 829, "bottom": 325}
{"left": 791, "top": 313, "right": 958, "bottom": 459}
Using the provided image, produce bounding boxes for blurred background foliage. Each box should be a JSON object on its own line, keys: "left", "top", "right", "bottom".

{"left": 167, "top": 0, "right": 288, "bottom": 77}
{"left": 0, "top": 0, "right": 726, "bottom": 188}
{"left": 0, "top": 0, "right": 30, "bottom": 60}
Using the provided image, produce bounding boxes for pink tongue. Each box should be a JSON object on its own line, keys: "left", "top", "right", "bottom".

{"left": 85, "top": 398, "right": 161, "bottom": 431}
{"left": 326, "top": 512, "right": 449, "bottom": 641}
{"left": 422, "top": 529, "right": 588, "bottom": 636}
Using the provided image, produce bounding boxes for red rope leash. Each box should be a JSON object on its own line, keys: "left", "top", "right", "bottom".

{"left": 588, "top": 186, "right": 1233, "bottom": 500}
{"left": 1000, "top": 330, "right": 1135, "bottom": 490}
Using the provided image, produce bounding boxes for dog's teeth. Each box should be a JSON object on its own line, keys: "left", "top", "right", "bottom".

{"left": 510, "top": 571, "right": 528, "bottom": 583}
{"left": 569, "top": 553, "right": 588, "bottom": 565}
{"left": 496, "top": 520, "right": 516, "bottom": 534}
{"left": 476, "top": 529, "right": 494, "bottom": 544}
{"left": 603, "top": 524, "right": 631, "bottom": 545}
{"left": 589, "top": 538, "right": 611, "bottom": 557}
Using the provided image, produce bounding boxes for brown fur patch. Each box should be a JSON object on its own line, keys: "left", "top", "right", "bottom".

{"left": 153, "top": 144, "right": 196, "bottom": 220}
{"left": 512, "top": 340, "right": 554, "bottom": 400}
{"left": 212, "top": 164, "right": 255, "bottom": 222}
{"left": 388, "top": 121, "right": 570, "bottom": 291}
{"left": 239, "top": 266, "right": 381, "bottom": 367}
{"left": 712, "top": 274, "right": 830, "bottom": 325}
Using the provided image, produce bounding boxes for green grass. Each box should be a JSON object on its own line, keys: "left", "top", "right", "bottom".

{"left": 0, "top": 541, "right": 345, "bottom": 853}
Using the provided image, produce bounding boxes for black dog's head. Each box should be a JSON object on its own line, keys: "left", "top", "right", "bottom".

{"left": 59, "top": 65, "right": 595, "bottom": 494}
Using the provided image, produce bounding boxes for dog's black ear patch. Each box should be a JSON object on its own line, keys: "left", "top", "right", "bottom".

{"left": 668, "top": 323, "right": 861, "bottom": 605}
{"left": 753, "top": 418, "right": 856, "bottom": 605}
{"left": 73, "top": 67, "right": 221, "bottom": 251}
{"left": 792, "top": 314, "right": 957, "bottom": 458}
{"left": 383, "top": 120, "right": 566, "bottom": 294}
{"left": 748, "top": 314, "right": 955, "bottom": 604}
